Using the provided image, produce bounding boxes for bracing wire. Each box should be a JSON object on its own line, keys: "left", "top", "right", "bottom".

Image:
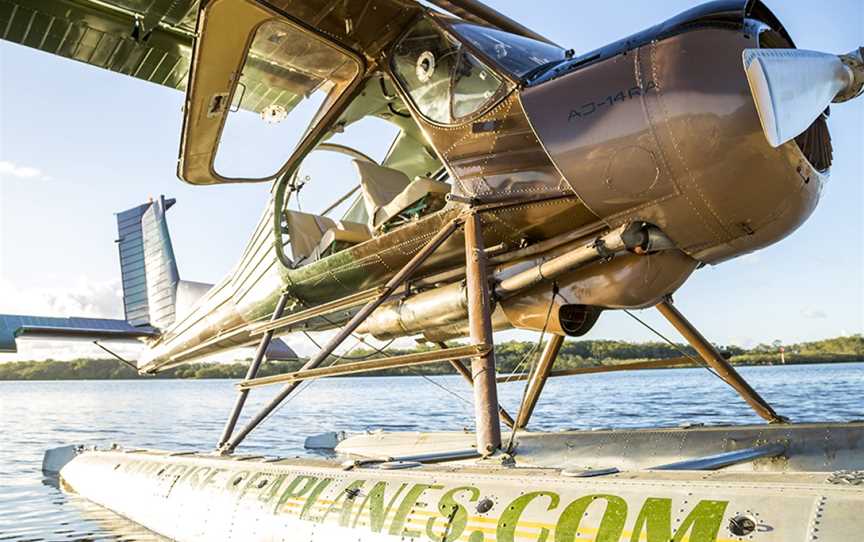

{"left": 301, "top": 330, "right": 397, "bottom": 362}
{"left": 621, "top": 308, "right": 728, "bottom": 384}
{"left": 417, "top": 373, "right": 473, "bottom": 408}
{"left": 310, "top": 316, "right": 471, "bottom": 409}
{"left": 256, "top": 332, "right": 382, "bottom": 428}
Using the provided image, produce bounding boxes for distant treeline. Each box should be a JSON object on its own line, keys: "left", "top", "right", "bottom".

{"left": 1, "top": 335, "right": 860, "bottom": 381}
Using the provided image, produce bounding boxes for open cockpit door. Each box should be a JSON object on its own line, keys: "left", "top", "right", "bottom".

{"left": 175, "top": 0, "right": 554, "bottom": 186}
{"left": 178, "top": 0, "right": 364, "bottom": 185}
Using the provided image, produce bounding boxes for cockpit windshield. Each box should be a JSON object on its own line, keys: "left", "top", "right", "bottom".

{"left": 448, "top": 21, "right": 566, "bottom": 79}
{"left": 391, "top": 19, "right": 507, "bottom": 124}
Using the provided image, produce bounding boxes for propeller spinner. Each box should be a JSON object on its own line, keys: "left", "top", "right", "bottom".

{"left": 743, "top": 47, "right": 863, "bottom": 148}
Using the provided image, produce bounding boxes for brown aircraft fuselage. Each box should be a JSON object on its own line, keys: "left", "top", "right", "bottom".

{"left": 139, "top": 1, "right": 828, "bottom": 371}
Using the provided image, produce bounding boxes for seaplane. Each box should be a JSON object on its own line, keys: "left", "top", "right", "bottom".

{"left": 2, "top": 0, "right": 863, "bottom": 540}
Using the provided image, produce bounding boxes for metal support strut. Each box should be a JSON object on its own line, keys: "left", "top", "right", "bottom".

{"left": 217, "top": 291, "right": 291, "bottom": 450}
{"left": 436, "top": 341, "right": 516, "bottom": 429}
{"left": 464, "top": 212, "right": 502, "bottom": 454}
{"left": 219, "top": 217, "right": 464, "bottom": 454}
{"left": 655, "top": 298, "right": 786, "bottom": 423}
{"left": 515, "top": 334, "right": 564, "bottom": 429}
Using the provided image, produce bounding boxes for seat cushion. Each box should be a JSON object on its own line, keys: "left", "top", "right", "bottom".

{"left": 284, "top": 210, "right": 337, "bottom": 261}
{"left": 376, "top": 177, "right": 451, "bottom": 230}
{"left": 316, "top": 222, "right": 372, "bottom": 258}
{"left": 354, "top": 160, "right": 411, "bottom": 229}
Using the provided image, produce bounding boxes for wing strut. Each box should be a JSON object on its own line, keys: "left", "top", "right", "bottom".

{"left": 218, "top": 215, "right": 465, "bottom": 454}
{"left": 216, "top": 291, "right": 292, "bottom": 450}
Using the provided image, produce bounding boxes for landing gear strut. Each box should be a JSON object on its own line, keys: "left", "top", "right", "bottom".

{"left": 656, "top": 297, "right": 787, "bottom": 424}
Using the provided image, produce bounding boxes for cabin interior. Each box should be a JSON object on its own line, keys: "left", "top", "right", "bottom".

{"left": 207, "top": 12, "right": 545, "bottom": 268}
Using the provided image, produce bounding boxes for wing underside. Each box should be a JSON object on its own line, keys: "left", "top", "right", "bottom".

{"left": 0, "top": 314, "right": 158, "bottom": 353}
{"left": 0, "top": 0, "right": 196, "bottom": 90}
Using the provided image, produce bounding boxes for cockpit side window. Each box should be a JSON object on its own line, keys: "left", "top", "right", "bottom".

{"left": 448, "top": 22, "right": 566, "bottom": 79}
{"left": 391, "top": 19, "right": 504, "bottom": 124}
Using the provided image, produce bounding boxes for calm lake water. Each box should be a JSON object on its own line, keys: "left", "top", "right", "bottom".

{"left": 1, "top": 363, "right": 862, "bottom": 541}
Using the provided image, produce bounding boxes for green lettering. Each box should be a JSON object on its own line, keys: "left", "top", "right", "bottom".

{"left": 351, "top": 481, "right": 407, "bottom": 532}
{"left": 198, "top": 468, "right": 221, "bottom": 491}
{"left": 674, "top": 500, "right": 728, "bottom": 542}
{"left": 426, "top": 486, "right": 480, "bottom": 542}
{"left": 631, "top": 498, "right": 671, "bottom": 542}
{"left": 259, "top": 473, "right": 288, "bottom": 504}
{"left": 388, "top": 484, "right": 443, "bottom": 537}
{"left": 630, "top": 498, "right": 728, "bottom": 542}
{"left": 555, "top": 494, "right": 627, "bottom": 542}
{"left": 497, "top": 491, "right": 560, "bottom": 542}
{"left": 238, "top": 472, "right": 265, "bottom": 498}
{"left": 274, "top": 475, "right": 319, "bottom": 513}
{"left": 320, "top": 480, "right": 366, "bottom": 527}
{"left": 300, "top": 478, "right": 334, "bottom": 521}
{"left": 186, "top": 466, "right": 210, "bottom": 489}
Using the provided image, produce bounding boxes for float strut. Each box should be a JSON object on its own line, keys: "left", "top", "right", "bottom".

{"left": 655, "top": 298, "right": 786, "bottom": 423}
{"left": 217, "top": 291, "right": 291, "bottom": 451}
{"left": 221, "top": 216, "right": 464, "bottom": 453}
{"left": 436, "top": 342, "right": 516, "bottom": 429}
{"left": 515, "top": 334, "right": 564, "bottom": 429}
{"left": 464, "top": 211, "right": 502, "bottom": 454}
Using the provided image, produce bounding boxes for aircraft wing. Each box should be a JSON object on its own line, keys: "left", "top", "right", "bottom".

{"left": 0, "top": 0, "right": 554, "bottom": 97}
{"left": 0, "top": 314, "right": 158, "bottom": 353}
{"left": 0, "top": 0, "right": 197, "bottom": 91}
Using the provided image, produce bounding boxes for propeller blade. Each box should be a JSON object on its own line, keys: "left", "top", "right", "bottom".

{"left": 743, "top": 48, "right": 861, "bottom": 148}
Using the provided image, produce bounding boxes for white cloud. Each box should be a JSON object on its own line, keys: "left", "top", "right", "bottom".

{"left": 801, "top": 307, "right": 828, "bottom": 319}
{"left": 0, "top": 160, "right": 51, "bottom": 180}
{"left": 0, "top": 277, "right": 124, "bottom": 319}
{"left": 0, "top": 278, "right": 129, "bottom": 362}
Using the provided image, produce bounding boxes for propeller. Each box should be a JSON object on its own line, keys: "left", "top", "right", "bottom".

{"left": 743, "top": 47, "right": 863, "bottom": 148}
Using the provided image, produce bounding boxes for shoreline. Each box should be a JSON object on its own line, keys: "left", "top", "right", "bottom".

{"left": 1, "top": 357, "right": 861, "bottom": 382}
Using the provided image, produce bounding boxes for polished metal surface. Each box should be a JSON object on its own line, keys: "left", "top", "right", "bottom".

{"left": 744, "top": 48, "right": 856, "bottom": 147}
{"left": 520, "top": 26, "right": 826, "bottom": 264}
{"left": 237, "top": 343, "right": 489, "bottom": 389}
{"left": 464, "top": 211, "right": 502, "bottom": 454}
{"left": 651, "top": 443, "right": 787, "bottom": 471}
{"left": 221, "top": 217, "right": 464, "bottom": 452}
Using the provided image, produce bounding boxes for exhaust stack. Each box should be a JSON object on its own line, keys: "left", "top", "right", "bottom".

{"left": 743, "top": 47, "right": 863, "bottom": 148}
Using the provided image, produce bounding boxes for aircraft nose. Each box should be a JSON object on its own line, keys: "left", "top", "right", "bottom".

{"left": 743, "top": 46, "right": 864, "bottom": 148}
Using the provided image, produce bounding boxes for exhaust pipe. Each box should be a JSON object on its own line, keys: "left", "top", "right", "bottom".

{"left": 743, "top": 47, "right": 864, "bottom": 147}
{"left": 494, "top": 222, "right": 672, "bottom": 298}
{"left": 357, "top": 223, "right": 672, "bottom": 340}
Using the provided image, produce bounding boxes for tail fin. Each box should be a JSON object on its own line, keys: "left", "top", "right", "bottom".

{"left": 115, "top": 196, "right": 180, "bottom": 330}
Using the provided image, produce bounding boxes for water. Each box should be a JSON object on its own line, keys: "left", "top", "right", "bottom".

{"left": 0, "top": 363, "right": 862, "bottom": 540}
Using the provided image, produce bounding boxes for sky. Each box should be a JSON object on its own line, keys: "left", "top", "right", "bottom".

{"left": 0, "top": 0, "right": 861, "bottom": 362}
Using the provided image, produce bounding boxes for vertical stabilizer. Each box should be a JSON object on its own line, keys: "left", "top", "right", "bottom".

{"left": 115, "top": 196, "right": 180, "bottom": 330}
